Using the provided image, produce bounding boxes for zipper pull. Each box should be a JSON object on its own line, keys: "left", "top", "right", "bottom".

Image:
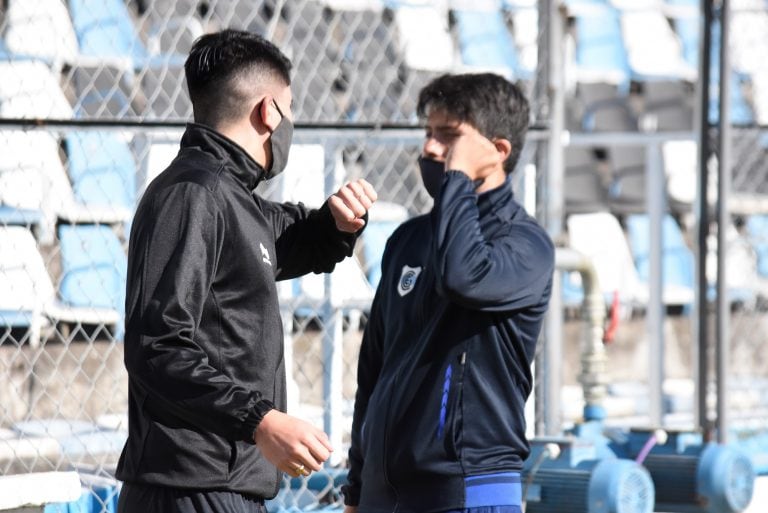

{"left": 460, "top": 351, "right": 466, "bottom": 365}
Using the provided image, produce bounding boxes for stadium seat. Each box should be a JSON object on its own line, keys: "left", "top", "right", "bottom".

{"left": 0, "top": 60, "right": 73, "bottom": 119}
{"left": 745, "top": 214, "right": 768, "bottom": 278}
{"left": 568, "top": 1, "right": 631, "bottom": 90}
{"left": 390, "top": 2, "right": 455, "bottom": 72}
{"left": 3, "top": 0, "right": 79, "bottom": 66}
{"left": 0, "top": 206, "right": 44, "bottom": 235}
{"left": 0, "top": 131, "right": 130, "bottom": 244}
{"left": 0, "top": 225, "right": 120, "bottom": 344}
{"left": 668, "top": 10, "right": 756, "bottom": 125}
{"left": 67, "top": 0, "right": 149, "bottom": 65}
{"left": 452, "top": 7, "right": 521, "bottom": 78}
{"left": 625, "top": 213, "right": 695, "bottom": 309}
{"left": 567, "top": 212, "right": 648, "bottom": 309}
{"left": 502, "top": 0, "right": 539, "bottom": 80}
{"left": 56, "top": 224, "right": 127, "bottom": 339}
{"left": 64, "top": 131, "right": 137, "bottom": 212}
{"left": 563, "top": 146, "right": 611, "bottom": 214}
{"left": 729, "top": 6, "right": 768, "bottom": 125}
{"left": 0, "top": 226, "right": 55, "bottom": 346}
{"left": 0, "top": 131, "right": 74, "bottom": 243}
{"left": 45, "top": 474, "right": 121, "bottom": 513}
{"left": 619, "top": 8, "right": 695, "bottom": 82}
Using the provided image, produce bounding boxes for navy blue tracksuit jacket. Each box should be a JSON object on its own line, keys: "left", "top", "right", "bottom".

{"left": 344, "top": 171, "right": 555, "bottom": 513}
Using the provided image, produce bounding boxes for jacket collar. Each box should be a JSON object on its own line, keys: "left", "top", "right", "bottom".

{"left": 180, "top": 123, "right": 266, "bottom": 191}
{"left": 477, "top": 173, "right": 515, "bottom": 219}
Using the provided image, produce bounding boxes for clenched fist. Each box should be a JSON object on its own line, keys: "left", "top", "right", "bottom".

{"left": 328, "top": 179, "right": 378, "bottom": 233}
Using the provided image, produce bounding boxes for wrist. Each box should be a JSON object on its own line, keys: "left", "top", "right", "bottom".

{"left": 251, "top": 399, "right": 276, "bottom": 442}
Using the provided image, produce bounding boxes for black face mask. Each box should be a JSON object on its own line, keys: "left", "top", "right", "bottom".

{"left": 418, "top": 156, "right": 445, "bottom": 199}
{"left": 266, "top": 100, "right": 294, "bottom": 180}
{"left": 419, "top": 156, "right": 486, "bottom": 198}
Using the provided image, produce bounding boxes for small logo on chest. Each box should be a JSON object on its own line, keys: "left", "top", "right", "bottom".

{"left": 397, "top": 265, "right": 422, "bottom": 297}
{"left": 259, "top": 242, "right": 272, "bottom": 266}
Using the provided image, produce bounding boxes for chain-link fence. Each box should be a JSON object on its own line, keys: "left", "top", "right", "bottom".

{"left": 3, "top": 0, "right": 768, "bottom": 511}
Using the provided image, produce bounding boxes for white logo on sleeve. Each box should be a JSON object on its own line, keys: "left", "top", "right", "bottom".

{"left": 260, "top": 242, "right": 272, "bottom": 266}
{"left": 397, "top": 265, "right": 422, "bottom": 297}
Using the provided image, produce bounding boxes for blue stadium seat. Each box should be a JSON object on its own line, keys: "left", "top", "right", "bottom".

{"left": 68, "top": 0, "right": 148, "bottom": 64}
{"left": 57, "top": 224, "right": 127, "bottom": 338}
{"left": 4, "top": 0, "right": 79, "bottom": 66}
{"left": 625, "top": 214, "right": 695, "bottom": 309}
{"left": 0, "top": 205, "right": 44, "bottom": 233}
{"left": 453, "top": 8, "right": 522, "bottom": 79}
{"left": 745, "top": 214, "right": 768, "bottom": 278}
{"left": 0, "top": 226, "right": 56, "bottom": 345}
{"left": 666, "top": 0, "right": 698, "bottom": 69}
{"left": 669, "top": 7, "right": 756, "bottom": 125}
{"left": 64, "top": 132, "right": 137, "bottom": 211}
{"left": 570, "top": 1, "right": 631, "bottom": 89}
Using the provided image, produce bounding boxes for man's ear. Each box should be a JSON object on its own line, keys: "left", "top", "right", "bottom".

{"left": 252, "top": 95, "right": 279, "bottom": 132}
{"left": 494, "top": 138, "right": 512, "bottom": 162}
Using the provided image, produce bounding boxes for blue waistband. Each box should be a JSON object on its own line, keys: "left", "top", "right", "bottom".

{"left": 464, "top": 472, "right": 522, "bottom": 508}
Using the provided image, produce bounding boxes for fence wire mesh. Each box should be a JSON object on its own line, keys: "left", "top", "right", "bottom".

{"left": 1, "top": 0, "right": 768, "bottom": 511}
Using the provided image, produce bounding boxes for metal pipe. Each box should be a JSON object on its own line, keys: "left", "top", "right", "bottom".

{"left": 696, "top": 0, "right": 714, "bottom": 439}
{"left": 537, "top": 0, "right": 567, "bottom": 437}
{"left": 322, "top": 144, "right": 344, "bottom": 465}
{"left": 646, "top": 141, "right": 666, "bottom": 427}
{"left": 715, "top": 0, "right": 731, "bottom": 444}
{"left": 555, "top": 248, "right": 607, "bottom": 421}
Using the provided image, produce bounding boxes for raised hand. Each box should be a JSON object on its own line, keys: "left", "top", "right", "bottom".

{"left": 328, "top": 178, "right": 378, "bottom": 233}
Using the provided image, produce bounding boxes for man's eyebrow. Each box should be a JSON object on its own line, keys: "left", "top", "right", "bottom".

{"left": 427, "top": 124, "right": 462, "bottom": 132}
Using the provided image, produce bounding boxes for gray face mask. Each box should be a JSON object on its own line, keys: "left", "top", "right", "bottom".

{"left": 265, "top": 100, "right": 294, "bottom": 180}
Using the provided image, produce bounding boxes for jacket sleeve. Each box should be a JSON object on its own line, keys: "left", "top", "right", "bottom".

{"left": 431, "top": 171, "right": 555, "bottom": 311}
{"left": 342, "top": 243, "right": 388, "bottom": 506}
{"left": 263, "top": 200, "right": 361, "bottom": 280}
{"left": 124, "top": 183, "right": 269, "bottom": 443}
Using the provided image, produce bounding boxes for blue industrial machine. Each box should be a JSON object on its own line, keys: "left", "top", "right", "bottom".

{"left": 522, "top": 437, "right": 655, "bottom": 513}
{"left": 608, "top": 429, "right": 755, "bottom": 513}
{"left": 554, "top": 248, "right": 757, "bottom": 513}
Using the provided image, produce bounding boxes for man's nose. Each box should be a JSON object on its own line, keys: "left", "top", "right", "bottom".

{"left": 422, "top": 137, "right": 445, "bottom": 160}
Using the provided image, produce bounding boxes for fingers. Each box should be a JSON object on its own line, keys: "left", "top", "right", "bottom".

{"left": 336, "top": 182, "right": 371, "bottom": 217}
{"left": 329, "top": 179, "right": 378, "bottom": 233}
{"left": 445, "top": 129, "right": 500, "bottom": 180}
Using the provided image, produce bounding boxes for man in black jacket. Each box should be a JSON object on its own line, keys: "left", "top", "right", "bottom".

{"left": 343, "top": 73, "right": 554, "bottom": 513}
{"left": 116, "top": 30, "right": 377, "bottom": 513}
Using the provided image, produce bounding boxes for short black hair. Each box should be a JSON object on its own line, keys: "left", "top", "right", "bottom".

{"left": 184, "top": 29, "right": 292, "bottom": 126}
{"left": 417, "top": 73, "right": 530, "bottom": 173}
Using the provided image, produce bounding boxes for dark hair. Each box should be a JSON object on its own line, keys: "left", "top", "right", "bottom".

{"left": 184, "top": 29, "right": 292, "bottom": 126}
{"left": 417, "top": 73, "right": 530, "bottom": 173}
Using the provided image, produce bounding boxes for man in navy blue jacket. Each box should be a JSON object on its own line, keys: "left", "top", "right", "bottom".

{"left": 343, "top": 73, "right": 555, "bottom": 513}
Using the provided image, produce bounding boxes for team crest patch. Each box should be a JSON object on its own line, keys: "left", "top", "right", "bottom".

{"left": 397, "top": 265, "right": 422, "bottom": 297}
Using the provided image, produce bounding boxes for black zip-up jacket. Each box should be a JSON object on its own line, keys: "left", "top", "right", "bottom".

{"left": 344, "top": 171, "right": 554, "bottom": 512}
{"left": 116, "top": 124, "right": 358, "bottom": 499}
